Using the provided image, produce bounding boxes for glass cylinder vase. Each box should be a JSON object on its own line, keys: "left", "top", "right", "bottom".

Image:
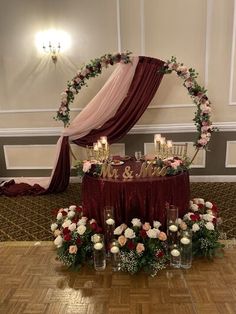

{"left": 104, "top": 206, "right": 115, "bottom": 255}
{"left": 167, "top": 205, "right": 179, "bottom": 245}
{"left": 170, "top": 244, "right": 181, "bottom": 268}
{"left": 93, "top": 234, "right": 106, "bottom": 271}
{"left": 180, "top": 229, "right": 192, "bottom": 269}
{"left": 110, "top": 240, "right": 121, "bottom": 272}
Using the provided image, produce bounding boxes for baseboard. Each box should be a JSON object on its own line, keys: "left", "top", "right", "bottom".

{"left": 189, "top": 175, "right": 236, "bottom": 182}
{"left": 1, "top": 175, "right": 235, "bottom": 184}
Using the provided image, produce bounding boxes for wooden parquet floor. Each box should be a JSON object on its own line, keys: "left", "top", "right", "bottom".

{"left": 0, "top": 242, "right": 236, "bottom": 314}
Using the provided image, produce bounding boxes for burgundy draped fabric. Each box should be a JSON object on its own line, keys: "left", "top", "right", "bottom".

{"left": 46, "top": 136, "right": 71, "bottom": 193}
{"left": 46, "top": 56, "right": 165, "bottom": 193}
{"left": 0, "top": 56, "right": 166, "bottom": 195}
{"left": 74, "top": 56, "right": 165, "bottom": 146}
{"left": 82, "top": 162, "right": 190, "bottom": 228}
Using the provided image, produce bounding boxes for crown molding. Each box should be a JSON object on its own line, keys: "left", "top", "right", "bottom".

{"left": 0, "top": 122, "right": 236, "bottom": 137}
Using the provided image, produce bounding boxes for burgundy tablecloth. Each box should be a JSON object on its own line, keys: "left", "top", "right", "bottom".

{"left": 82, "top": 162, "right": 190, "bottom": 229}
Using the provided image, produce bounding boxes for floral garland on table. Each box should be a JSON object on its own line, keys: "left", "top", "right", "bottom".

{"left": 178, "top": 198, "right": 224, "bottom": 258}
{"left": 162, "top": 56, "right": 217, "bottom": 150}
{"left": 55, "top": 51, "right": 132, "bottom": 127}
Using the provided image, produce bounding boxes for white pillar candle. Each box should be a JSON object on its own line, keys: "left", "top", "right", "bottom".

{"left": 97, "top": 140, "right": 102, "bottom": 149}
{"left": 100, "top": 136, "right": 107, "bottom": 144}
{"left": 169, "top": 224, "right": 178, "bottom": 232}
{"left": 160, "top": 137, "right": 166, "bottom": 145}
{"left": 106, "top": 218, "right": 115, "bottom": 225}
{"left": 110, "top": 246, "right": 120, "bottom": 254}
{"left": 94, "top": 242, "right": 103, "bottom": 250}
{"left": 154, "top": 134, "right": 162, "bottom": 142}
{"left": 167, "top": 140, "right": 173, "bottom": 148}
{"left": 171, "top": 249, "right": 180, "bottom": 257}
{"left": 180, "top": 237, "right": 190, "bottom": 245}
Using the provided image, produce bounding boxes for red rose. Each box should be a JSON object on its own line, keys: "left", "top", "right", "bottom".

{"left": 72, "top": 218, "right": 78, "bottom": 224}
{"left": 76, "top": 206, "right": 83, "bottom": 213}
{"left": 212, "top": 217, "right": 217, "bottom": 224}
{"left": 61, "top": 211, "right": 67, "bottom": 216}
{"left": 64, "top": 233, "right": 72, "bottom": 241}
{"left": 190, "top": 214, "right": 200, "bottom": 221}
{"left": 139, "top": 229, "right": 147, "bottom": 238}
{"left": 127, "top": 241, "right": 136, "bottom": 250}
{"left": 90, "top": 223, "right": 97, "bottom": 231}
{"left": 156, "top": 250, "right": 164, "bottom": 258}
{"left": 76, "top": 237, "right": 82, "bottom": 246}
{"left": 198, "top": 203, "right": 204, "bottom": 209}
{"left": 63, "top": 227, "right": 70, "bottom": 235}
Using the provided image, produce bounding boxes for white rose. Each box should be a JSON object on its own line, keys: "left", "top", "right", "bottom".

{"left": 131, "top": 218, "right": 142, "bottom": 227}
{"left": 67, "top": 211, "right": 75, "bottom": 219}
{"left": 91, "top": 234, "right": 102, "bottom": 243}
{"left": 147, "top": 228, "right": 159, "bottom": 238}
{"left": 69, "top": 205, "right": 76, "bottom": 211}
{"left": 177, "top": 218, "right": 183, "bottom": 225}
{"left": 114, "top": 225, "right": 123, "bottom": 235}
{"left": 56, "top": 212, "right": 63, "bottom": 220}
{"left": 202, "top": 214, "right": 214, "bottom": 222}
{"left": 205, "top": 222, "right": 214, "bottom": 230}
{"left": 63, "top": 208, "right": 69, "bottom": 213}
{"left": 106, "top": 218, "right": 115, "bottom": 225}
{"left": 77, "top": 217, "right": 87, "bottom": 226}
{"left": 189, "top": 200, "right": 193, "bottom": 206}
{"left": 124, "top": 228, "right": 136, "bottom": 239}
{"left": 153, "top": 221, "right": 161, "bottom": 229}
{"left": 62, "top": 219, "right": 72, "bottom": 228}
{"left": 68, "top": 223, "right": 77, "bottom": 232}
{"left": 192, "top": 223, "right": 200, "bottom": 232}
{"left": 51, "top": 223, "right": 58, "bottom": 232}
{"left": 54, "top": 235, "right": 63, "bottom": 247}
{"left": 77, "top": 225, "right": 86, "bottom": 235}
{"left": 206, "top": 210, "right": 213, "bottom": 215}
{"left": 191, "top": 204, "right": 199, "bottom": 212}
{"left": 205, "top": 201, "right": 213, "bottom": 209}
{"left": 198, "top": 198, "right": 205, "bottom": 204}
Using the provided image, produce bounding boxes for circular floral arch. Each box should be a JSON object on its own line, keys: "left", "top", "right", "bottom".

{"left": 55, "top": 52, "right": 215, "bottom": 151}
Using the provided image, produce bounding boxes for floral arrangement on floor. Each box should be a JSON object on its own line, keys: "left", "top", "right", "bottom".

{"left": 113, "top": 219, "right": 168, "bottom": 277}
{"left": 55, "top": 51, "right": 132, "bottom": 126}
{"left": 51, "top": 205, "right": 102, "bottom": 269}
{"left": 75, "top": 160, "right": 102, "bottom": 177}
{"left": 162, "top": 56, "right": 217, "bottom": 150}
{"left": 178, "top": 198, "right": 224, "bottom": 258}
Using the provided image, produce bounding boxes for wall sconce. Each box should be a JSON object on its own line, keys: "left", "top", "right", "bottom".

{"left": 35, "top": 29, "right": 71, "bottom": 64}
{"left": 42, "top": 41, "right": 61, "bottom": 64}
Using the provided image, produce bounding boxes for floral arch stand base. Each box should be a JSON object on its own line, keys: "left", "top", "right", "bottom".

{"left": 55, "top": 53, "right": 216, "bottom": 164}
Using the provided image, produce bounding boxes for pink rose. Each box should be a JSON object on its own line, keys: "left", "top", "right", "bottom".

{"left": 69, "top": 245, "right": 78, "bottom": 254}
{"left": 83, "top": 161, "right": 92, "bottom": 173}
{"left": 54, "top": 229, "right": 61, "bottom": 237}
{"left": 158, "top": 232, "right": 167, "bottom": 241}
{"left": 118, "top": 235, "right": 127, "bottom": 247}
{"left": 198, "top": 138, "right": 208, "bottom": 146}
{"left": 136, "top": 243, "right": 145, "bottom": 254}
{"left": 142, "top": 222, "right": 151, "bottom": 231}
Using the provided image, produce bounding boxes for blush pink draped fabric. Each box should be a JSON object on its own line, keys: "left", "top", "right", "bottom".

{"left": 0, "top": 56, "right": 167, "bottom": 196}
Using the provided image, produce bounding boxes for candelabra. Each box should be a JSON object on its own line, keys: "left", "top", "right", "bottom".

{"left": 154, "top": 134, "right": 173, "bottom": 160}
{"left": 86, "top": 136, "right": 110, "bottom": 162}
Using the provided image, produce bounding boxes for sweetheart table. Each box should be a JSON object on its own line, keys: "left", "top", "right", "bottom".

{"left": 81, "top": 161, "right": 190, "bottom": 228}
